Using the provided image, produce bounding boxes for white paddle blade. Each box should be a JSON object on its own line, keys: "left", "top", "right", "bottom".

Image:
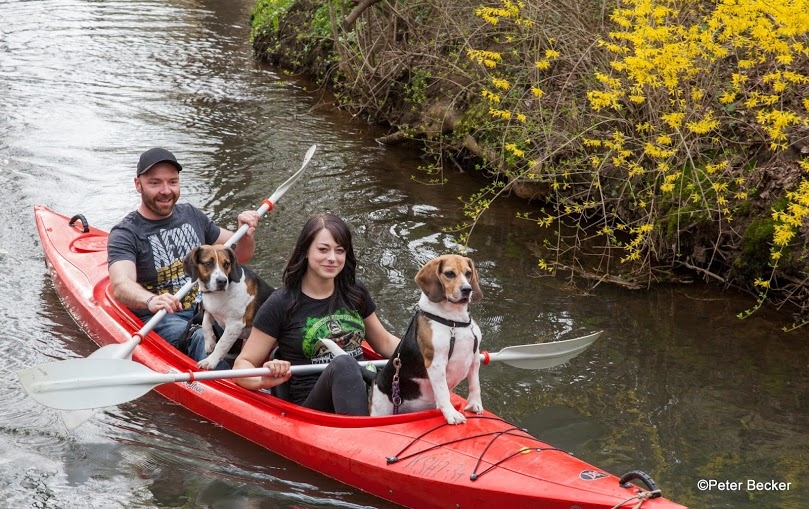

{"left": 61, "top": 409, "right": 100, "bottom": 430}
{"left": 319, "top": 338, "right": 349, "bottom": 357}
{"left": 487, "top": 331, "right": 602, "bottom": 369}
{"left": 60, "top": 339, "right": 143, "bottom": 428}
{"left": 17, "top": 358, "right": 170, "bottom": 411}
{"left": 87, "top": 341, "right": 135, "bottom": 360}
{"left": 267, "top": 144, "right": 317, "bottom": 204}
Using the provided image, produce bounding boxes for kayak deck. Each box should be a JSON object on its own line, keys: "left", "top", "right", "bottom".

{"left": 33, "top": 205, "right": 687, "bottom": 509}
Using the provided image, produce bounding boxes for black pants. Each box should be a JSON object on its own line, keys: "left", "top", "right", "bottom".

{"left": 302, "top": 355, "right": 369, "bottom": 416}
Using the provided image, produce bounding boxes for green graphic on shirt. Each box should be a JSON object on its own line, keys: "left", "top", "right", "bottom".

{"left": 301, "top": 309, "right": 365, "bottom": 361}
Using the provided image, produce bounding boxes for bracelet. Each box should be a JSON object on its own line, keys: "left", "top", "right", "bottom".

{"left": 145, "top": 295, "right": 156, "bottom": 310}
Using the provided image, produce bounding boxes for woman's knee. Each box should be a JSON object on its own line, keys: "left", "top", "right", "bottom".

{"left": 328, "top": 354, "right": 362, "bottom": 377}
{"left": 334, "top": 354, "right": 359, "bottom": 366}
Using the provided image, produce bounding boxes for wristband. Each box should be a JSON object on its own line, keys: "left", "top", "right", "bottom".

{"left": 145, "top": 295, "right": 156, "bottom": 310}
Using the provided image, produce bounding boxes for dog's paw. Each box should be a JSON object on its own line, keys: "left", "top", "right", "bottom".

{"left": 197, "top": 356, "right": 219, "bottom": 370}
{"left": 442, "top": 408, "right": 467, "bottom": 425}
{"left": 465, "top": 400, "right": 484, "bottom": 414}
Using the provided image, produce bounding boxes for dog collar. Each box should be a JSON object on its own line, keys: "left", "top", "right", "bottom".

{"left": 418, "top": 309, "right": 471, "bottom": 329}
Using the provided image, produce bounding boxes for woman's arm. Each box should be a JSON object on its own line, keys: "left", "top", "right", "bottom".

{"left": 363, "top": 312, "right": 400, "bottom": 358}
{"left": 233, "top": 328, "right": 290, "bottom": 390}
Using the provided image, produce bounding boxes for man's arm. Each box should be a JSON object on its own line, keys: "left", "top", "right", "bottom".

{"left": 109, "top": 260, "right": 181, "bottom": 313}
{"left": 215, "top": 210, "right": 259, "bottom": 263}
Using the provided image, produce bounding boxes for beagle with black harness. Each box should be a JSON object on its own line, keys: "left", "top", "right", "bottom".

{"left": 183, "top": 245, "right": 274, "bottom": 369}
{"left": 371, "top": 254, "right": 484, "bottom": 424}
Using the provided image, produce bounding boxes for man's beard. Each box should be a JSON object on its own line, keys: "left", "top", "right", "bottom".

{"left": 144, "top": 194, "right": 177, "bottom": 217}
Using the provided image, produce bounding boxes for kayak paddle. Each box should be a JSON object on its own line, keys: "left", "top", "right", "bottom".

{"left": 59, "top": 144, "right": 317, "bottom": 428}
{"left": 18, "top": 332, "right": 601, "bottom": 411}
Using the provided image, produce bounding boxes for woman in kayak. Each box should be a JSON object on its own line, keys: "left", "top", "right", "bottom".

{"left": 233, "top": 212, "right": 400, "bottom": 415}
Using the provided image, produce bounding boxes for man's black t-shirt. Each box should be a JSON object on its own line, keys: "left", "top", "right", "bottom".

{"left": 107, "top": 203, "right": 220, "bottom": 316}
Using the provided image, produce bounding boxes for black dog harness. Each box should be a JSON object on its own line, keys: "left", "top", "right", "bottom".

{"left": 418, "top": 309, "right": 479, "bottom": 359}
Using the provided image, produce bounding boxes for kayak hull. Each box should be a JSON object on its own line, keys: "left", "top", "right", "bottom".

{"left": 33, "top": 205, "right": 686, "bottom": 509}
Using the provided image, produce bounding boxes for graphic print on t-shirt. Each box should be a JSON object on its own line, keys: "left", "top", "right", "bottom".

{"left": 301, "top": 309, "right": 365, "bottom": 363}
{"left": 147, "top": 223, "right": 201, "bottom": 308}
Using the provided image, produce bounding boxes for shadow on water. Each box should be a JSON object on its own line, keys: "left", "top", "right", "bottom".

{"left": 1, "top": 0, "right": 808, "bottom": 508}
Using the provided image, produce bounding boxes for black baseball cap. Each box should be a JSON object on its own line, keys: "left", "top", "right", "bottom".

{"left": 136, "top": 148, "right": 183, "bottom": 176}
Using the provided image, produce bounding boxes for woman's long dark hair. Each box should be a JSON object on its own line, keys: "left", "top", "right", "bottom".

{"left": 283, "top": 212, "right": 363, "bottom": 313}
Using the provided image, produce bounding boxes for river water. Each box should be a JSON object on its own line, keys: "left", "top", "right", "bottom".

{"left": 1, "top": 0, "right": 807, "bottom": 508}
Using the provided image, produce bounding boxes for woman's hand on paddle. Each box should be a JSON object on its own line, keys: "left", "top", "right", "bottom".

{"left": 259, "top": 359, "right": 292, "bottom": 388}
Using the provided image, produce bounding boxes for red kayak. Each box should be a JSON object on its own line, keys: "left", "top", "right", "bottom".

{"left": 33, "top": 205, "right": 686, "bottom": 509}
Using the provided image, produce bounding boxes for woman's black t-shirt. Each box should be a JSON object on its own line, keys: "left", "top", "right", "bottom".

{"left": 252, "top": 282, "right": 376, "bottom": 404}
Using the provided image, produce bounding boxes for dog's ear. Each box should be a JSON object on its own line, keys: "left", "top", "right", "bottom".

{"left": 415, "top": 257, "right": 446, "bottom": 303}
{"left": 226, "top": 246, "right": 243, "bottom": 283}
{"left": 466, "top": 257, "right": 484, "bottom": 302}
{"left": 183, "top": 247, "right": 200, "bottom": 281}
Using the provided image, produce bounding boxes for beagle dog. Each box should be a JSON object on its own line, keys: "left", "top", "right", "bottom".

{"left": 371, "top": 254, "right": 484, "bottom": 424}
{"left": 183, "top": 245, "right": 274, "bottom": 369}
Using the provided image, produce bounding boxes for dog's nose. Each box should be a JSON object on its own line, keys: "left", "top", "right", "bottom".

{"left": 215, "top": 276, "right": 228, "bottom": 290}
{"left": 461, "top": 284, "right": 472, "bottom": 295}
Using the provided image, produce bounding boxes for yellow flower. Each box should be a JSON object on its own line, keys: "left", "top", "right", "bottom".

{"left": 481, "top": 89, "right": 501, "bottom": 103}
{"left": 492, "top": 77, "right": 511, "bottom": 90}
{"left": 467, "top": 49, "right": 502, "bottom": 66}
{"left": 661, "top": 112, "right": 685, "bottom": 129}
{"left": 719, "top": 91, "right": 737, "bottom": 104}
{"left": 686, "top": 111, "right": 719, "bottom": 134}
{"left": 587, "top": 90, "right": 622, "bottom": 111}
{"left": 628, "top": 162, "right": 644, "bottom": 177}
{"left": 754, "top": 278, "right": 771, "bottom": 288}
{"left": 489, "top": 108, "right": 512, "bottom": 120}
{"left": 505, "top": 143, "right": 524, "bottom": 157}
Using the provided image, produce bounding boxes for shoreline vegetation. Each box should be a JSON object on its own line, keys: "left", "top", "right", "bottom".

{"left": 249, "top": 0, "right": 809, "bottom": 330}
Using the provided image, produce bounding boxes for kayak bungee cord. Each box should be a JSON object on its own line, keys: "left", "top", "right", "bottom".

{"left": 385, "top": 414, "right": 563, "bottom": 481}
{"left": 609, "top": 489, "right": 663, "bottom": 509}
{"left": 470, "top": 427, "right": 565, "bottom": 481}
{"left": 386, "top": 413, "right": 667, "bottom": 504}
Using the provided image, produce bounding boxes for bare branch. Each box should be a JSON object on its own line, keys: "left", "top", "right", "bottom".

{"left": 344, "top": 0, "right": 385, "bottom": 30}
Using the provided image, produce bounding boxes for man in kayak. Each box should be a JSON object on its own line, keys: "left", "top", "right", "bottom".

{"left": 233, "top": 212, "right": 400, "bottom": 415}
{"left": 107, "top": 147, "right": 260, "bottom": 369}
